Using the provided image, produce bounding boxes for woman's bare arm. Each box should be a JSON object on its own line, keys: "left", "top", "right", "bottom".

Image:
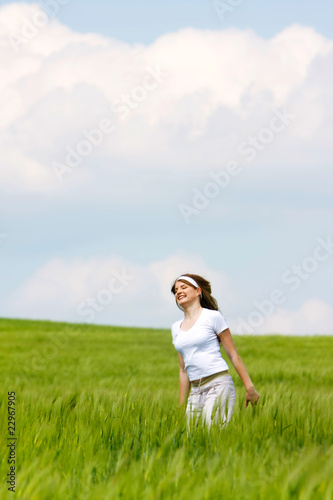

{"left": 177, "top": 352, "right": 191, "bottom": 405}
{"left": 218, "top": 328, "right": 259, "bottom": 407}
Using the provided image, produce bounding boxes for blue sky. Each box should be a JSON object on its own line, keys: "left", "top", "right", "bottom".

{"left": 0, "top": 0, "right": 332, "bottom": 333}
{"left": 1, "top": 0, "right": 332, "bottom": 42}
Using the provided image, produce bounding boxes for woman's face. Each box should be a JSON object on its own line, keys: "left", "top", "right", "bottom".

{"left": 174, "top": 280, "right": 200, "bottom": 307}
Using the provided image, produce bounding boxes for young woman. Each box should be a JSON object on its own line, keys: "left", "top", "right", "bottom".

{"left": 171, "top": 273, "right": 259, "bottom": 429}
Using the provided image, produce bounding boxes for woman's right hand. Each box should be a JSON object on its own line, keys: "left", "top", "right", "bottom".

{"left": 245, "top": 387, "right": 259, "bottom": 407}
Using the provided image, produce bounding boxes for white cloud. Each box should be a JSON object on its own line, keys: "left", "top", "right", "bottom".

{"left": 3, "top": 252, "right": 233, "bottom": 328}
{"left": 262, "top": 298, "right": 333, "bottom": 335}
{"left": 1, "top": 3, "right": 332, "bottom": 197}
{"left": 5, "top": 253, "right": 332, "bottom": 334}
{"left": 229, "top": 298, "right": 333, "bottom": 335}
{"left": 1, "top": 146, "right": 53, "bottom": 190}
{"left": 149, "top": 250, "right": 233, "bottom": 305}
{"left": 5, "top": 255, "right": 140, "bottom": 309}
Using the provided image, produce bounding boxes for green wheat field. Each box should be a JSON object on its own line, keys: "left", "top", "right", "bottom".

{"left": 1, "top": 318, "right": 333, "bottom": 500}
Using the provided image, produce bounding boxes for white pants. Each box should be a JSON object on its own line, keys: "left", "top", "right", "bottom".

{"left": 185, "top": 373, "right": 236, "bottom": 430}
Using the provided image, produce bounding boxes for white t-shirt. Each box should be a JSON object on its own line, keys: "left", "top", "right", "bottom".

{"left": 171, "top": 307, "right": 229, "bottom": 381}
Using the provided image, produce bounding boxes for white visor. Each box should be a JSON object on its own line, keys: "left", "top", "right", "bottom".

{"left": 176, "top": 276, "right": 199, "bottom": 288}
{"left": 175, "top": 276, "right": 203, "bottom": 297}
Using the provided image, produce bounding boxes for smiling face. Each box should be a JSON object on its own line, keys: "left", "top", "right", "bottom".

{"left": 174, "top": 280, "right": 201, "bottom": 308}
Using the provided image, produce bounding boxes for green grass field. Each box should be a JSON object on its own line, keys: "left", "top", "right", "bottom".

{"left": 1, "top": 318, "right": 333, "bottom": 500}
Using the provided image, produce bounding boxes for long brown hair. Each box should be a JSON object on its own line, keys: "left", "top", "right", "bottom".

{"left": 171, "top": 273, "right": 219, "bottom": 311}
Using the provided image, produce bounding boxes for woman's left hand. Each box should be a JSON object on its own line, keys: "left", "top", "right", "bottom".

{"left": 245, "top": 387, "right": 260, "bottom": 407}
